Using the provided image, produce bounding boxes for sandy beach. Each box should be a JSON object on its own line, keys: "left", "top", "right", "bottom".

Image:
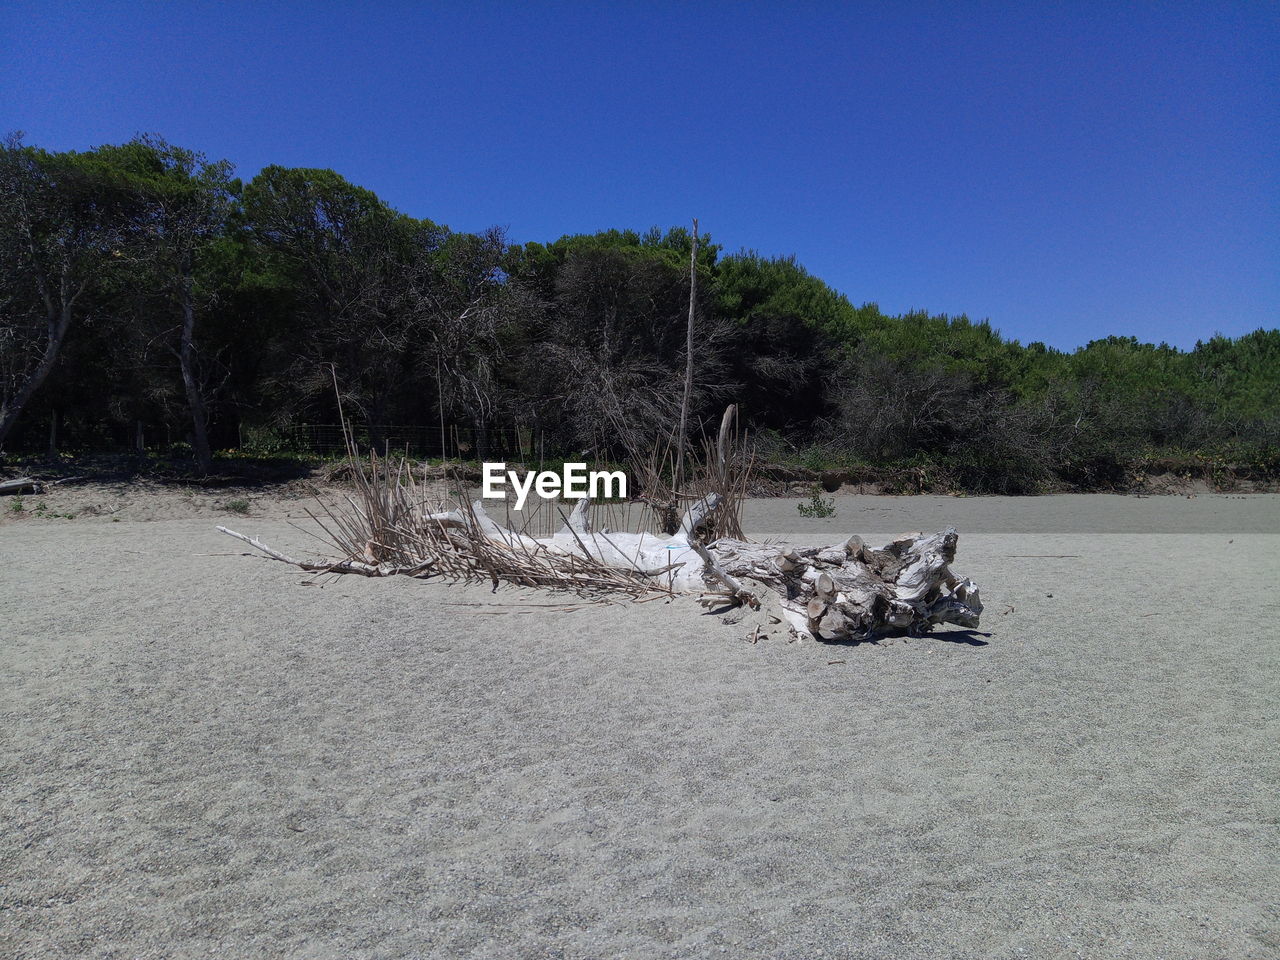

{"left": 2, "top": 493, "right": 1278, "bottom": 959}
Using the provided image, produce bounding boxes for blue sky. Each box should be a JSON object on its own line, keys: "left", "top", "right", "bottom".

{"left": 2, "top": 0, "right": 1276, "bottom": 350}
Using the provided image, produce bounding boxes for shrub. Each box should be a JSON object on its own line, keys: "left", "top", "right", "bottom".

{"left": 797, "top": 484, "right": 836, "bottom": 518}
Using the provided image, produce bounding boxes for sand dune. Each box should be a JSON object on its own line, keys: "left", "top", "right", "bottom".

{"left": 2, "top": 494, "right": 1278, "bottom": 958}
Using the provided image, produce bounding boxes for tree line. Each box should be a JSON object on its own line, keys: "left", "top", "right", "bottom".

{"left": 1, "top": 134, "right": 1277, "bottom": 491}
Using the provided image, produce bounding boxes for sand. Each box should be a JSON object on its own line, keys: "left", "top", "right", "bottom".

{"left": 2, "top": 492, "right": 1278, "bottom": 959}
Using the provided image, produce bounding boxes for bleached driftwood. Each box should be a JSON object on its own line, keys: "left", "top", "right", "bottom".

{"left": 0, "top": 477, "right": 42, "bottom": 495}
{"left": 216, "top": 391, "right": 985, "bottom": 641}
{"left": 697, "top": 524, "right": 983, "bottom": 641}
{"left": 535, "top": 494, "right": 980, "bottom": 640}
{"left": 216, "top": 525, "right": 431, "bottom": 577}
{"left": 220, "top": 491, "right": 981, "bottom": 643}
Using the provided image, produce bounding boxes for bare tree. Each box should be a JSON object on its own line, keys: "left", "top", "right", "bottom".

{"left": 405, "top": 227, "right": 531, "bottom": 460}
{"left": 530, "top": 241, "right": 735, "bottom": 462}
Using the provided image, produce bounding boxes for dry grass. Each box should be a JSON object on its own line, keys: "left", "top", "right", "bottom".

{"left": 221, "top": 401, "right": 756, "bottom": 601}
{"left": 629, "top": 404, "right": 755, "bottom": 542}
{"left": 285, "top": 449, "right": 672, "bottom": 599}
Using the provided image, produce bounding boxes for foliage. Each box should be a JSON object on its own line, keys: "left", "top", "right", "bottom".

{"left": 0, "top": 134, "right": 1277, "bottom": 493}
{"left": 797, "top": 484, "right": 836, "bottom": 518}
{"left": 0, "top": 135, "right": 134, "bottom": 447}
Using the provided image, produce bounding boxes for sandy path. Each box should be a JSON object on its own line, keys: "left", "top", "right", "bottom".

{"left": 2, "top": 496, "right": 1278, "bottom": 958}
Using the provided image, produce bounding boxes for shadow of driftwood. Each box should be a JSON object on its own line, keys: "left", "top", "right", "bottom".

{"left": 701, "top": 601, "right": 995, "bottom": 649}
{"left": 815, "top": 627, "right": 993, "bottom": 648}
{"left": 931, "top": 629, "right": 991, "bottom": 647}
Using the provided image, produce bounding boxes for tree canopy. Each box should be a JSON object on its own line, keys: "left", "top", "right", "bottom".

{"left": 1, "top": 134, "right": 1276, "bottom": 490}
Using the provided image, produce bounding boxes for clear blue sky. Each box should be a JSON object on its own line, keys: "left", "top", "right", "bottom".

{"left": 3, "top": 0, "right": 1276, "bottom": 350}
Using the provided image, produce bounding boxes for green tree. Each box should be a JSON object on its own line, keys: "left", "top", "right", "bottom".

{"left": 95, "top": 136, "right": 238, "bottom": 473}
{"left": 0, "top": 136, "right": 129, "bottom": 450}
{"left": 243, "top": 165, "right": 433, "bottom": 434}
{"left": 713, "top": 253, "right": 853, "bottom": 429}
{"left": 522, "top": 234, "right": 727, "bottom": 458}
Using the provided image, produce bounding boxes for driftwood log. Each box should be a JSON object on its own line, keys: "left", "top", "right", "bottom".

{"left": 220, "top": 491, "right": 981, "bottom": 643}
{"left": 498, "top": 493, "right": 980, "bottom": 641}
{"left": 0, "top": 476, "right": 83, "bottom": 496}
{"left": 0, "top": 477, "right": 43, "bottom": 495}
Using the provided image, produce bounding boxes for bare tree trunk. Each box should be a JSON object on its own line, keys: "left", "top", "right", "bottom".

{"left": 674, "top": 218, "right": 699, "bottom": 491}
{"left": 177, "top": 288, "right": 213, "bottom": 474}
{"left": 436, "top": 355, "right": 447, "bottom": 461}
{"left": 0, "top": 303, "right": 73, "bottom": 452}
{"left": 472, "top": 415, "right": 490, "bottom": 463}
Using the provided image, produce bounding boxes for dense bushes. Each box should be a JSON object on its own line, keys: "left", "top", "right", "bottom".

{"left": 1, "top": 134, "right": 1277, "bottom": 490}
